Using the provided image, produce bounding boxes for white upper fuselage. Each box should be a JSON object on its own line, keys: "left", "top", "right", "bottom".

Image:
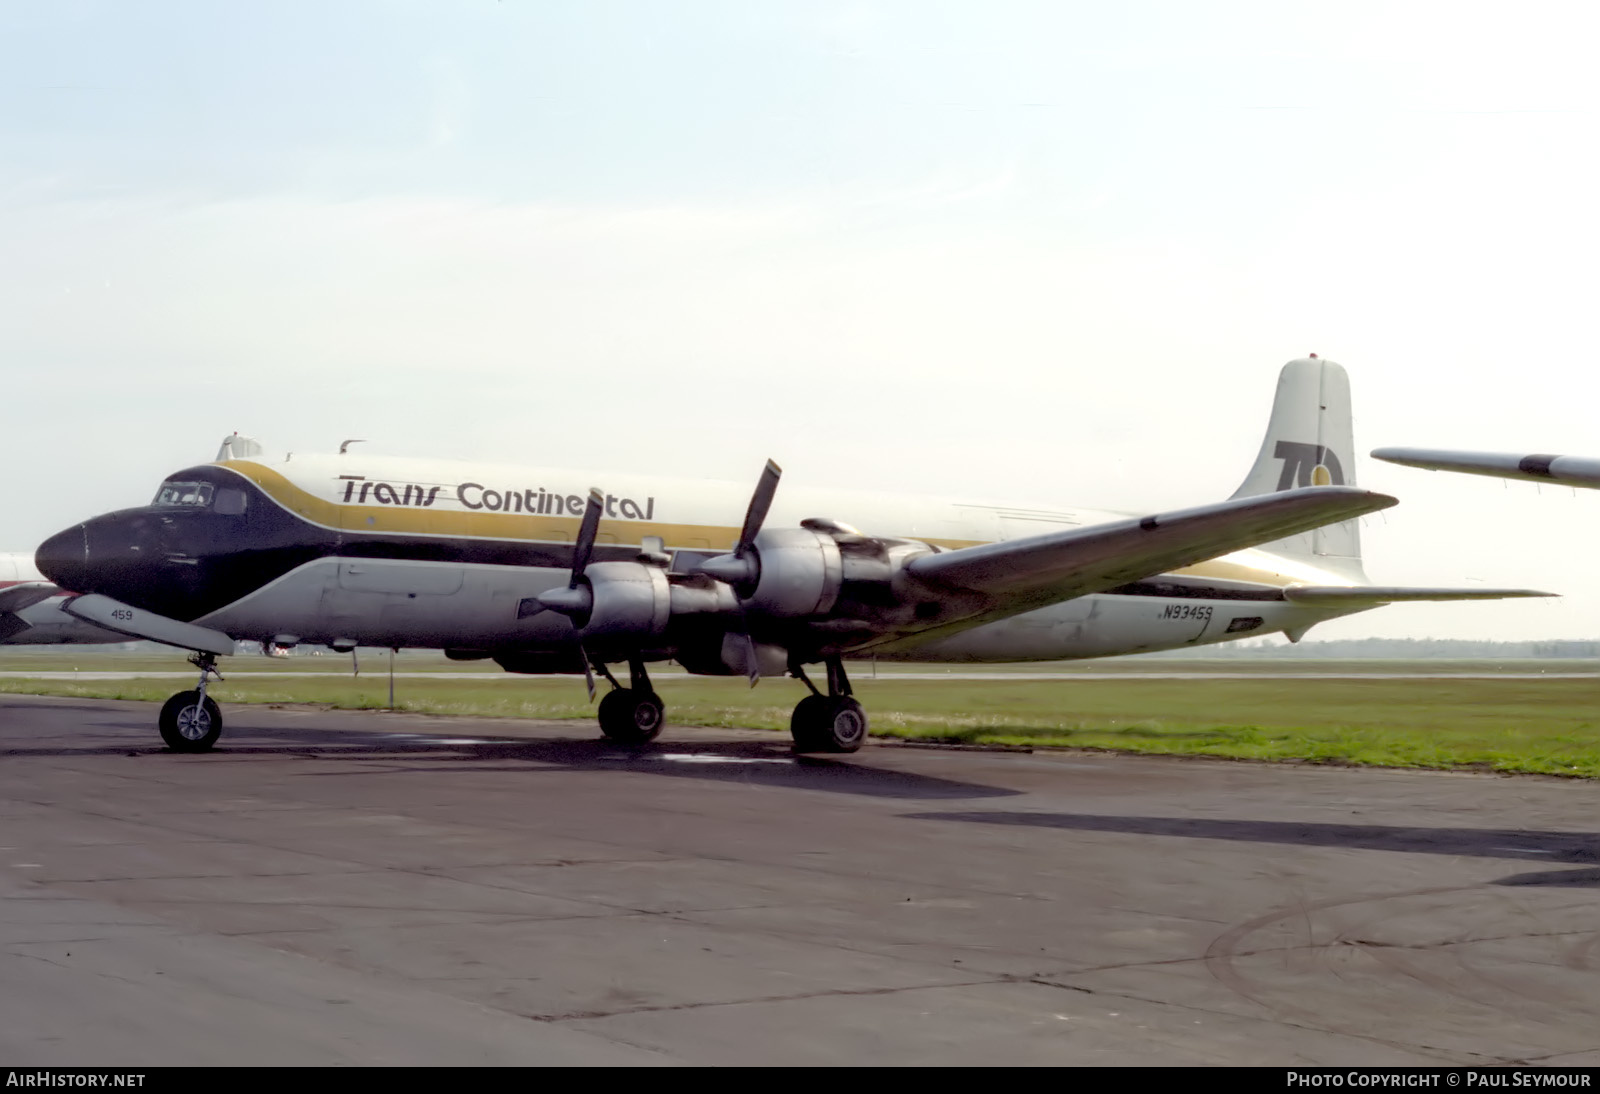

{"left": 251, "top": 451, "right": 1351, "bottom": 584}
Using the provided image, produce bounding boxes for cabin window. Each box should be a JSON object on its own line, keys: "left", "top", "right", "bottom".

{"left": 214, "top": 487, "right": 248, "bottom": 515}
{"left": 152, "top": 481, "right": 215, "bottom": 508}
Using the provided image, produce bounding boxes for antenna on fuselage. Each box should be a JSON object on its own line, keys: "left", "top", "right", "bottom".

{"left": 340, "top": 439, "right": 366, "bottom": 455}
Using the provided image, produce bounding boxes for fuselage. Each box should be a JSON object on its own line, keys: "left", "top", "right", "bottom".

{"left": 34, "top": 454, "right": 1368, "bottom": 665}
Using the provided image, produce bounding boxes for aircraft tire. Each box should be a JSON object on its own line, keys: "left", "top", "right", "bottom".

{"left": 789, "top": 694, "right": 831, "bottom": 752}
{"left": 158, "top": 691, "right": 222, "bottom": 752}
{"left": 598, "top": 688, "right": 665, "bottom": 744}
{"left": 791, "top": 695, "right": 866, "bottom": 754}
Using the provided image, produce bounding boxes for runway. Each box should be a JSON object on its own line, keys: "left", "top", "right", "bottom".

{"left": 2, "top": 694, "right": 1599, "bottom": 1066}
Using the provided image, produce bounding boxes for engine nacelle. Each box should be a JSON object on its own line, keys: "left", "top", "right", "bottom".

{"left": 580, "top": 561, "right": 672, "bottom": 639}
{"left": 742, "top": 527, "right": 842, "bottom": 618}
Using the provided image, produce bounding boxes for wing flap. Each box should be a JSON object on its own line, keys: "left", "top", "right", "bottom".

{"left": 1283, "top": 585, "right": 1555, "bottom": 605}
{"left": 905, "top": 486, "right": 1396, "bottom": 623}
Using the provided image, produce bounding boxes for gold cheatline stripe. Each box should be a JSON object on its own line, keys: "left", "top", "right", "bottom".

{"left": 1170, "top": 560, "right": 1299, "bottom": 588}
{"left": 219, "top": 460, "right": 988, "bottom": 551}
{"left": 218, "top": 460, "right": 1299, "bottom": 587}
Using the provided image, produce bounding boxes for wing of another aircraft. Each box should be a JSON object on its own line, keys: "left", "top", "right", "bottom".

{"left": 893, "top": 485, "right": 1397, "bottom": 638}
{"left": 0, "top": 582, "right": 60, "bottom": 642}
{"left": 0, "top": 583, "right": 58, "bottom": 615}
{"left": 1371, "top": 447, "right": 1600, "bottom": 489}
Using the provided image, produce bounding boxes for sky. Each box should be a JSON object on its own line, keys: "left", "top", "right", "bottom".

{"left": 4, "top": 1, "right": 1600, "bottom": 641}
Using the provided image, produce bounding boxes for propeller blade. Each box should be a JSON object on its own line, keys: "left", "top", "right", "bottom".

{"left": 735, "top": 459, "right": 782, "bottom": 559}
{"left": 581, "top": 646, "right": 597, "bottom": 702}
{"left": 744, "top": 633, "right": 760, "bottom": 689}
{"left": 570, "top": 487, "right": 605, "bottom": 586}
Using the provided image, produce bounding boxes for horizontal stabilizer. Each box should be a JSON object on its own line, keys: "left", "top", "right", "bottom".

{"left": 1372, "top": 447, "right": 1600, "bottom": 489}
{"left": 903, "top": 486, "right": 1396, "bottom": 630}
{"left": 0, "top": 582, "right": 57, "bottom": 615}
{"left": 1283, "top": 585, "right": 1556, "bottom": 605}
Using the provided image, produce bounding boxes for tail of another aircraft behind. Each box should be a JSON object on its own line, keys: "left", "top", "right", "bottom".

{"left": 216, "top": 433, "right": 265, "bottom": 461}
{"left": 1229, "top": 357, "right": 1367, "bottom": 582}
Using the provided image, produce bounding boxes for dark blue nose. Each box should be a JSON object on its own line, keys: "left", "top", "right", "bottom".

{"left": 35, "top": 524, "right": 88, "bottom": 593}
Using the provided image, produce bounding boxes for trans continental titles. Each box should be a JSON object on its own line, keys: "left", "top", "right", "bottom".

{"left": 336, "top": 475, "right": 656, "bottom": 520}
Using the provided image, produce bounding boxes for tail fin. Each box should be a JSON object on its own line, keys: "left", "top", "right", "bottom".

{"left": 1229, "top": 357, "right": 1366, "bottom": 581}
{"left": 215, "top": 433, "right": 265, "bottom": 462}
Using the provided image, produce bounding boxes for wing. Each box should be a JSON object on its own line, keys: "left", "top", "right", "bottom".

{"left": 0, "top": 582, "right": 58, "bottom": 615}
{"left": 0, "top": 582, "right": 59, "bottom": 642}
{"left": 1371, "top": 447, "right": 1600, "bottom": 489}
{"left": 880, "top": 485, "right": 1396, "bottom": 644}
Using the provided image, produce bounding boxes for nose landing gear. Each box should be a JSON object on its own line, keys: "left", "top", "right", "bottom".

{"left": 790, "top": 657, "right": 868, "bottom": 753}
{"left": 157, "top": 653, "right": 224, "bottom": 752}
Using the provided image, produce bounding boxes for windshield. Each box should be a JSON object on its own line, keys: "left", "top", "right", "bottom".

{"left": 152, "top": 481, "right": 215, "bottom": 508}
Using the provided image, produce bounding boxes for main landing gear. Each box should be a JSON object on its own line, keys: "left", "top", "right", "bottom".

{"left": 158, "top": 653, "right": 224, "bottom": 752}
{"left": 595, "top": 659, "right": 665, "bottom": 744}
{"left": 789, "top": 657, "right": 868, "bottom": 754}
{"left": 586, "top": 654, "right": 868, "bottom": 754}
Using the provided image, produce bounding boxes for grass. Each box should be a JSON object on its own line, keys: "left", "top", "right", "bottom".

{"left": 4, "top": 651, "right": 1599, "bottom": 778}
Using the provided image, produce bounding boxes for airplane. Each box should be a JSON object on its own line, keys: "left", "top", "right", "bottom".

{"left": 33, "top": 357, "right": 1549, "bottom": 755}
{"left": 1372, "top": 447, "right": 1600, "bottom": 490}
{"left": 0, "top": 552, "right": 128, "bottom": 645}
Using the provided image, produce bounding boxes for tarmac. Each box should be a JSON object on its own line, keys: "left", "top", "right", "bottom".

{"left": 2, "top": 693, "right": 1598, "bottom": 1066}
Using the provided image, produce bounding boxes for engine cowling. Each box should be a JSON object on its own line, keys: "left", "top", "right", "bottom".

{"left": 571, "top": 561, "right": 672, "bottom": 639}
{"left": 699, "top": 527, "right": 842, "bottom": 618}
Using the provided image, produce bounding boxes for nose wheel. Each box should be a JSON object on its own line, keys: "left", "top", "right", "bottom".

{"left": 157, "top": 654, "right": 224, "bottom": 752}
{"left": 790, "top": 657, "right": 868, "bottom": 753}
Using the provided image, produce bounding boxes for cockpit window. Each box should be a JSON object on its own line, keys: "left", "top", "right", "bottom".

{"left": 152, "top": 481, "right": 215, "bottom": 508}
{"left": 214, "top": 487, "right": 247, "bottom": 515}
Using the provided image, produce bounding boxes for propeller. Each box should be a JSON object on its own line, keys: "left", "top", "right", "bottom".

{"left": 695, "top": 460, "right": 783, "bottom": 687}
{"left": 696, "top": 459, "right": 781, "bottom": 592}
{"left": 533, "top": 487, "right": 606, "bottom": 700}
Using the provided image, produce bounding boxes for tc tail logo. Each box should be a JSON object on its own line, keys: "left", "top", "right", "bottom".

{"left": 1274, "top": 441, "right": 1345, "bottom": 490}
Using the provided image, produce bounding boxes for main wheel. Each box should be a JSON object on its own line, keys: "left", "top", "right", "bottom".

{"left": 789, "top": 693, "right": 831, "bottom": 752}
{"left": 791, "top": 695, "right": 867, "bottom": 754}
{"left": 158, "top": 690, "right": 223, "bottom": 752}
{"left": 598, "top": 689, "right": 665, "bottom": 744}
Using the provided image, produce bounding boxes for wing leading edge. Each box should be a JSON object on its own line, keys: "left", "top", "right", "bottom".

{"left": 1371, "top": 447, "right": 1600, "bottom": 489}
{"left": 884, "top": 485, "right": 1398, "bottom": 644}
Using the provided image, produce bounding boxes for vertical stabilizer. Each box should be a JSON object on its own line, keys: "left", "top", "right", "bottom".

{"left": 216, "top": 433, "right": 265, "bottom": 461}
{"left": 1229, "top": 357, "right": 1366, "bottom": 580}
